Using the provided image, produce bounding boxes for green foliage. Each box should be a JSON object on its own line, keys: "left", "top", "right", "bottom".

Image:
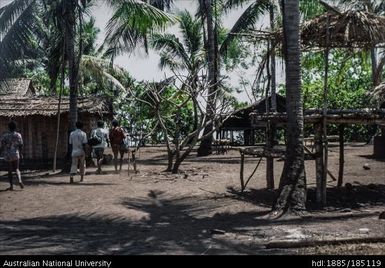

{"left": 116, "top": 82, "right": 195, "bottom": 144}
{"left": 299, "top": 0, "right": 325, "bottom": 20}
{"left": 218, "top": 26, "right": 250, "bottom": 71}
{"left": 302, "top": 49, "right": 372, "bottom": 110}
{"left": 300, "top": 49, "right": 376, "bottom": 142}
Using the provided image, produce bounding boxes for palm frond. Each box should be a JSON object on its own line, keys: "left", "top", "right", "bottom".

{"left": 159, "top": 52, "right": 181, "bottom": 70}
{"left": 80, "top": 55, "right": 127, "bottom": 92}
{"left": 148, "top": 0, "right": 173, "bottom": 11}
{"left": 220, "top": 0, "right": 270, "bottom": 55}
{"left": 150, "top": 33, "right": 190, "bottom": 69}
{"left": 178, "top": 10, "right": 203, "bottom": 56}
{"left": 222, "top": 0, "right": 254, "bottom": 13}
{"left": 0, "top": 0, "right": 39, "bottom": 81}
{"left": 103, "top": 0, "right": 176, "bottom": 57}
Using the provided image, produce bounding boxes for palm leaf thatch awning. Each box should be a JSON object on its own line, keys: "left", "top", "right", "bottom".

{"left": 302, "top": 11, "right": 385, "bottom": 49}
{"left": 241, "top": 10, "right": 385, "bottom": 50}
{"left": 0, "top": 96, "right": 111, "bottom": 117}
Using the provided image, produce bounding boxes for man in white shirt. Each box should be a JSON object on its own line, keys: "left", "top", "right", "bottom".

{"left": 69, "top": 121, "right": 88, "bottom": 183}
{"left": 91, "top": 120, "right": 109, "bottom": 174}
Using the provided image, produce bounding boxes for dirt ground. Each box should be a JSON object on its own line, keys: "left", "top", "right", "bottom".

{"left": 0, "top": 143, "right": 384, "bottom": 255}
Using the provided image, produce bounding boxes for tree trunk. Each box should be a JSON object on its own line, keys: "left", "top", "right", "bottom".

{"left": 53, "top": 59, "right": 65, "bottom": 172}
{"left": 65, "top": 0, "right": 79, "bottom": 132}
{"left": 270, "top": 4, "right": 277, "bottom": 112}
{"left": 273, "top": 0, "right": 306, "bottom": 216}
{"left": 337, "top": 124, "right": 345, "bottom": 187}
{"left": 197, "top": 0, "right": 217, "bottom": 157}
{"left": 371, "top": 48, "right": 379, "bottom": 86}
{"left": 167, "top": 150, "right": 174, "bottom": 172}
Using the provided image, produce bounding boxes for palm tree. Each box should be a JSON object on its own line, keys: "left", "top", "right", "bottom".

{"left": 196, "top": 0, "right": 217, "bottom": 156}
{"left": 0, "top": 0, "right": 175, "bottom": 93}
{"left": 151, "top": 11, "right": 204, "bottom": 90}
{"left": 64, "top": 0, "right": 81, "bottom": 131}
{"left": 102, "top": 0, "right": 176, "bottom": 60}
{"left": 271, "top": 0, "right": 306, "bottom": 218}
{"left": 0, "top": 0, "right": 40, "bottom": 82}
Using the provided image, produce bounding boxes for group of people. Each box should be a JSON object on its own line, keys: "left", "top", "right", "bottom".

{"left": 0, "top": 119, "right": 128, "bottom": 190}
{"left": 69, "top": 119, "right": 128, "bottom": 183}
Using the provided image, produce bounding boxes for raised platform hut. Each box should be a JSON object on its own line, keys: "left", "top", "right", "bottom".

{"left": 218, "top": 94, "right": 286, "bottom": 146}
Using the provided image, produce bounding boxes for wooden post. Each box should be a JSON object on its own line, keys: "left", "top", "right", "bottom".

{"left": 251, "top": 130, "right": 255, "bottom": 146}
{"left": 27, "top": 117, "right": 33, "bottom": 159}
{"left": 320, "top": 14, "right": 331, "bottom": 207}
{"left": 314, "top": 123, "right": 324, "bottom": 206}
{"left": 337, "top": 124, "right": 345, "bottom": 187}
{"left": 240, "top": 151, "right": 245, "bottom": 192}
{"left": 132, "top": 150, "right": 137, "bottom": 174}
{"left": 127, "top": 149, "right": 130, "bottom": 176}
{"left": 266, "top": 121, "right": 274, "bottom": 189}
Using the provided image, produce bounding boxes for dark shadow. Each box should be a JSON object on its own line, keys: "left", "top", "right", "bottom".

{"left": 358, "top": 154, "right": 385, "bottom": 162}
{"left": 0, "top": 177, "right": 116, "bottom": 187}
{"left": 1, "top": 194, "right": 382, "bottom": 255}
{"left": 226, "top": 184, "right": 385, "bottom": 212}
{"left": 137, "top": 155, "right": 264, "bottom": 167}
{"left": 0, "top": 197, "right": 267, "bottom": 255}
{"left": 226, "top": 186, "right": 277, "bottom": 209}
{"left": 307, "top": 184, "right": 385, "bottom": 210}
{"left": 24, "top": 181, "right": 117, "bottom": 187}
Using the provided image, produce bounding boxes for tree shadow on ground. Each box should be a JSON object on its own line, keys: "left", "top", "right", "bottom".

{"left": 137, "top": 154, "right": 262, "bottom": 167}
{"left": 226, "top": 183, "right": 385, "bottom": 212}
{"left": 358, "top": 154, "right": 385, "bottom": 162}
{"left": 0, "top": 196, "right": 267, "bottom": 255}
{"left": 0, "top": 176, "right": 117, "bottom": 188}
{"left": 1, "top": 193, "right": 382, "bottom": 255}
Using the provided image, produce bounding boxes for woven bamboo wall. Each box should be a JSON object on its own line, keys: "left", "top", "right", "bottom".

{"left": 0, "top": 113, "right": 101, "bottom": 161}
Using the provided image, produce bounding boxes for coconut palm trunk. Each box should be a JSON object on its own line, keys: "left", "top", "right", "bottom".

{"left": 197, "top": 0, "right": 217, "bottom": 157}
{"left": 273, "top": 0, "right": 306, "bottom": 216}
{"left": 64, "top": 0, "right": 79, "bottom": 131}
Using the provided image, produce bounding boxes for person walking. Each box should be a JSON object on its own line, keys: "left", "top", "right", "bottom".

{"left": 0, "top": 121, "right": 24, "bottom": 190}
{"left": 90, "top": 120, "right": 109, "bottom": 174}
{"left": 69, "top": 121, "right": 87, "bottom": 183}
{"left": 109, "top": 119, "right": 126, "bottom": 173}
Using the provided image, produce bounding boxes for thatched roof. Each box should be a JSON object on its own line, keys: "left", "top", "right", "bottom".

{"left": 302, "top": 11, "right": 385, "bottom": 48}
{"left": 0, "top": 96, "right": 111, "bottom": 117}
{"left": 221, "top": 94, "right": 286, "bottom": 130}
{"left": 0, "top": 78, "right": 35, "bottom": 98}
{"left": 243, "top": 10, "right": 385, "bottom": 50}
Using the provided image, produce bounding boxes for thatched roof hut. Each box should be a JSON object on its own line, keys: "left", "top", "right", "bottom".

{"left": 302, "top": 10, "right": 385, "bottom": 49}
{"left": 0, "top": 79, "right": 112, "bottom": 168}
{"left": 244, "top": 10, "right": 385, "bottom": 50}
{"left": 0, "top": 78, "right": 36, "bottom": 97}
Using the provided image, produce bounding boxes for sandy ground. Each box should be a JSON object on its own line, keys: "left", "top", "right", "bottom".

{"left": 0, "top": 143, "right": 384, "bottom": 255}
